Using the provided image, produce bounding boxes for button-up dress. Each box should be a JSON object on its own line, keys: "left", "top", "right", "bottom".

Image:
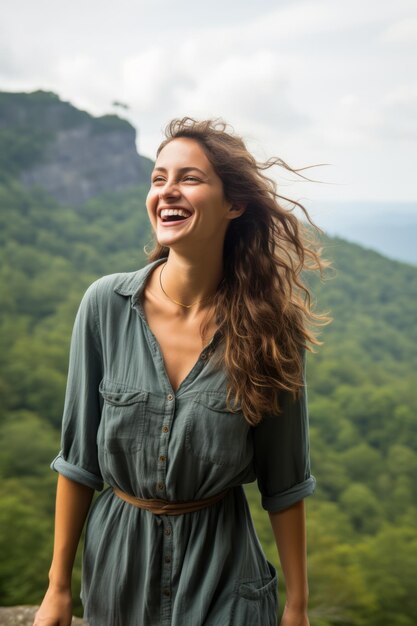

{"left": 51, "top": 257, "right": 316, "bottom": 626}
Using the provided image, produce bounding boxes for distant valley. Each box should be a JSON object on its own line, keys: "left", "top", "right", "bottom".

{"left": 309, "top": 200, "right": 417, "bottom": 266}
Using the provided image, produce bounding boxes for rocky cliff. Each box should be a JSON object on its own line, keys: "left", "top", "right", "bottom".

{"left": 0, "top": 606, "right": 86, "bottom": 625}
{"left": 0, "top": 90, "right": 154, "bottom": 206}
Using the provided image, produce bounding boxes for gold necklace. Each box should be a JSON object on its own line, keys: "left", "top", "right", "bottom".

{"left": 159, "top": 262, "right": 215, "bottom": 309}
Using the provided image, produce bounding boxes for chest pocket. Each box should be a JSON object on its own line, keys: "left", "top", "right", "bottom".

{"left": 99, "top": 380, "right": 149, "bottom": 454}
{"left": 185, "top": 392, "right": 251, "bottom": 468}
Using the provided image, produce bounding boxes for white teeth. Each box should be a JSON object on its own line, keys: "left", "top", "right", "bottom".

{"left": 160, "top": 208, "right": 191, "bottom": 219}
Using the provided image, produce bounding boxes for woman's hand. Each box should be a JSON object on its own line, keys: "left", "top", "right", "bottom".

{"left": 280, "top": 603, "right": 310, "bottom": 626}
{"left": 33, "top": 584, "right": 73, "bottom": 626}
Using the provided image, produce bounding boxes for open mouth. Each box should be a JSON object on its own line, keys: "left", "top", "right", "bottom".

{"left": 158, "top": 210, "right": 193, "bottom": 225}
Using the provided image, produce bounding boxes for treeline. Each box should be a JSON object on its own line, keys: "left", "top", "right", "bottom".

{"left": 0, "top": 177, "right": 416, "bottom": 625}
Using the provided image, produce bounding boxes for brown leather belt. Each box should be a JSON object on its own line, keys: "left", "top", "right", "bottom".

{"left": 112, "top": 486, "right": 230, "bottom": 515}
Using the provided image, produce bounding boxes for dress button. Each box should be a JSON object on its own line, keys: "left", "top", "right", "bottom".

{"left": 164, "top": 528, "right": 171, "bottom": 536}
{"left": 159, "top": 455, "right": 166, "bottom": 462}
{"left": 164, "top": 555, "right": 171, "bottom": 564}
{"left": 167, "top": 393, "right": 174, "bottom": 401}
{"left": 201, "top": 352, "right": 207, "bottom": 360}
{"left": 163, "top": 588, "right": 171, "bottom": 597}
{"left": 157, "top": 482, "right": 165, "bottom": 490}
{"left": 162, "top": 425, "right": 169, "bottom": 433}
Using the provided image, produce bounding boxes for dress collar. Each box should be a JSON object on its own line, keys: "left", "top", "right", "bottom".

{"left": 112, "top": 257, "right": 168, "bottom": 300}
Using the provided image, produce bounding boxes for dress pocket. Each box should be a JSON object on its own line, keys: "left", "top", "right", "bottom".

{"left": 185, "top": 391, "right": 251, "bottom": 467}
{"left": 99, "top": 380, "right": 149, "bottom": 454}
{"left": 231, "top": 561, "right": 278, "bottom": 625}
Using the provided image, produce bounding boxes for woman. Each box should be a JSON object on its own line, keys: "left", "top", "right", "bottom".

{"left": 34, "top": 117, "right": 330, "bottom": 626}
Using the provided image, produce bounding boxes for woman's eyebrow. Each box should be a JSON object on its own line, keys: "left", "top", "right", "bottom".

{"left": 152, "top": 166, "right": 207, "bottom": 176}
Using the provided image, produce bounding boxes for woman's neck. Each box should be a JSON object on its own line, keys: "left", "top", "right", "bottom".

{"left": 155, "top": 251, "right": 223, "bottom": 318}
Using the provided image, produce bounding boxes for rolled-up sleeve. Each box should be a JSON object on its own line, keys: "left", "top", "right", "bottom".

{"left": 252, "top": 349, "right": 316, "bottom": 513}
{"left": 50, "top": 279, "right": 104, "bottom": 491}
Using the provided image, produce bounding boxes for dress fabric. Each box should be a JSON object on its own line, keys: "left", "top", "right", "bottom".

{"left": 50, "top": 257, "right": 317, "bottom": 626}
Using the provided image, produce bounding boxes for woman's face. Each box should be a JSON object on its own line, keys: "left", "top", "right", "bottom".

{"left": 146, "top": 137, "right": 237, "bottom": 251}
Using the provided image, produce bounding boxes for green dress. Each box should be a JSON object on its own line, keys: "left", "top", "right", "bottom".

{"left": 51, "top": 257, "right": 316, "bottom": 626}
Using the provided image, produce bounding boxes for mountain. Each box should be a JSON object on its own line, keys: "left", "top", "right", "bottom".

{"left": 0, "top": 90, "right": 153, "bottom": 206}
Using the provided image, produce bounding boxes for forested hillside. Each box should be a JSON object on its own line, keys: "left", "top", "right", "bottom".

{"left": 0, "top": 92, "right": 416, "bottom": 626}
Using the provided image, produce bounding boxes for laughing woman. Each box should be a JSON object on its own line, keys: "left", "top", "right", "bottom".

{"left": 34, "top": 117, "right": 330, "bottom": 626}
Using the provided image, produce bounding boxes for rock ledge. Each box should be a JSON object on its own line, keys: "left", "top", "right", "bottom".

{"left": 0, "top": 606, "right": 87, "bottom": 625}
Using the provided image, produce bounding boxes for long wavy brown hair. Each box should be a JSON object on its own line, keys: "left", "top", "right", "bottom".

{"left": 145, "top": 117, "right": 332, "bottom": 425}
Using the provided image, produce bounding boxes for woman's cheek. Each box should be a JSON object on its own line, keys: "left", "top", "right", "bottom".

{"left": 145, "top": 193, "right": 157, "bottom": 221}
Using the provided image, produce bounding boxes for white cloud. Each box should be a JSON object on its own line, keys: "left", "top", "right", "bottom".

{"left": 380, "top": 17, "right": 417, "bottom": 44}
{"left": 122, "top": 48, "right": 171, "bottom": 112}
{"left": 377, "top": 86, "right": 417, "bottom": 141}
{"left": 171, "top": 51, "right": 309, "bottom": 133}
{"left": 117, "top": 43, "right": 309, "bottom": 152}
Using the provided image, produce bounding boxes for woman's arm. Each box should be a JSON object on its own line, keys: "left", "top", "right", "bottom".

{"left": 269, "top": 499, "right": 310, "bottom": 622}
{"left": 33, "top": 474, "right": 94, "bottom": 626}
{"left": 49, "top": 474, "right": 94, "bottom": 588}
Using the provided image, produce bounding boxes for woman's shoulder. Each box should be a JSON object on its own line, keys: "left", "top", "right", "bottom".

{"left": 82, "top": 261, "right": 165, "bottom": 317}
{"left": 92, "top": 269, "right": 139, "bottom": 295}
{"left": 88, "top": 263, "right": 152, "bottom": 299}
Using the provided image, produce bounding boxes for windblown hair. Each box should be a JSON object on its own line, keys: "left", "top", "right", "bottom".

{"left": 146, "top": 117, "right": 332, "bottom": 425}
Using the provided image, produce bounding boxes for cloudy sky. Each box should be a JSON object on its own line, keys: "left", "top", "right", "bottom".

{"left": 1, "top": 0, "right": 417, "bottom": 215}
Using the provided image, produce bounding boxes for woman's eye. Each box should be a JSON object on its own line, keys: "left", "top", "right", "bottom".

{"left": 152, "top": 175, "right": 200, "bottom": 184}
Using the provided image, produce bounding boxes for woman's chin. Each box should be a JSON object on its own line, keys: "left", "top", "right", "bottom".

{"left": 156, "top": 227, "right": 189, "bottom": 248}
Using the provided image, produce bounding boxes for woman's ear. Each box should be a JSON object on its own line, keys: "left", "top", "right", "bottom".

{"left": 229, "top": 203, "right": 246, "bottom": 218}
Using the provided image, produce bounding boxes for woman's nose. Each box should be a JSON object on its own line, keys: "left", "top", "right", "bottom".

{"left": 159, "top": 180, "right": 181, "bottom": 198}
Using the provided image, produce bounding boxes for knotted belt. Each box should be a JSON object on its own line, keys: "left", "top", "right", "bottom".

{"left": 113, "top": 486, "right": 230, "bottom": 515}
